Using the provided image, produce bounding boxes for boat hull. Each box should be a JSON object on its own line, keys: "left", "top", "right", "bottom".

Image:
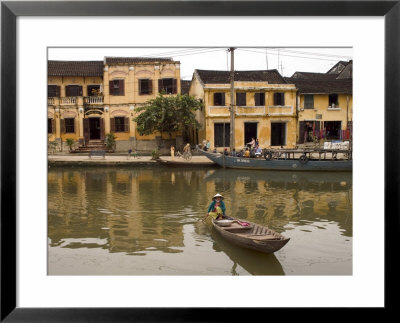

{"left": 199, "top": 150, "right": 352, "bottom": 172}
{"left": 211, "top": 219, "right": 290, "bottom": 254}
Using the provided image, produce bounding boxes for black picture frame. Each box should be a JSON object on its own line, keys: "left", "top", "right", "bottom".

{"left": 1, "top": 1, "right": 398, "bottom": 321}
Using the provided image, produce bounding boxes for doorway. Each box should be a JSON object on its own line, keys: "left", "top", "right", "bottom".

{"left": 89, "top": 117, "right": 101, "bottom": 140}
{"left": 271, "top": 122, "right": 286, "bottom": 146}
{"left": 214, "top": 123, "right": 230, "bottom": 147}
{"left": 244, "top": 123, "right": 258, "bottom": 146}
{"left": 323, "top": 121, "right": 342, "bottom": 140}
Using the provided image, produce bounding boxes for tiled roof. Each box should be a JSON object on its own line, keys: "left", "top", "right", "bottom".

{"left": 291, "top": 72, "right": 338, "bottom": 80}
{"left": 105, "top": 57, "right": 176, "bottom": 65}
{"left": 195, "top": 69, "right": 288, "bottom": 85}
{"left": 327, "top": 61, "right": 350, "bottom": 74}
{"left": 48, "top": 61, "right": 104, "bottom": 77}
{"left": 287, "top": 77, "right": 352, "bottom": 94}
{"left": 180, "top": 80, "right": 191, "bottom": 95}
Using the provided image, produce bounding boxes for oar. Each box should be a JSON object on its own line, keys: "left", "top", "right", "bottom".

{"left": 201, "top": 213, "right": 210, "bottom": 223}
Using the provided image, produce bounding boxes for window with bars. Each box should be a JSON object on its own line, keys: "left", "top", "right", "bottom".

{"left": 139, "top": 79, "right": 153, "bottom": 95}
{"left": 111, "top": 117, "right": 130, "bottom": 133}
{"left": 158, "top": 78, "right": 177, "bottom": 94}
{"left": 213, "top": 93, "right": 225, "bottom": 106}
{"left": 273, "top": 92, "right": 285, "bottom": 106}
{"left": 254, "top": 93, "right": 265, "bottom": 106}
{"left": 304, "top": 95, "right": 314, "bottom": 109}
{"left": 236, "top": 92, "right": 246, "bottom": 106}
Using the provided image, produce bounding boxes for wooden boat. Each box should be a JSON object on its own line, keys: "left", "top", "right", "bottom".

{"left": 199, "top": 149, "right": 352, "bottom": 172}
{"left": 156, "top": 157, "right": 216, "bottom": 168}
{"left": 211, "top": 218, "right": 290, "bottom": 254}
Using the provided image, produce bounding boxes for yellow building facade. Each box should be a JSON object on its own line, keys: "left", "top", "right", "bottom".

{"left": 289, "top": 61, "right": 353, "bottom": 144}
{"left": 189, "top": 69, "right": 298, "bottom": 151}
{"left": 48, "top": 58, "right": 182, "bottom": 152}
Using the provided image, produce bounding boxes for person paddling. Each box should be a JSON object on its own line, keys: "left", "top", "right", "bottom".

{"left": 206, "top": 193, "right": 226, "bottom": 220}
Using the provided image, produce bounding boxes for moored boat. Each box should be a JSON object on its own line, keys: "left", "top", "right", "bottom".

{"left": 211, "top": 218, "right": 290, "bottom": 254}
{"left": 199, "top": 149, "right": 352, "bottom": 172}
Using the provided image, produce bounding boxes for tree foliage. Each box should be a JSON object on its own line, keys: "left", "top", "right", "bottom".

{"left": 133, "top": 94, "right": 203, "bottom": 136}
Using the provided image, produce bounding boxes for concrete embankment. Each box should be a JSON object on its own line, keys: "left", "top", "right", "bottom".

{"left": 48, "top": 154, "right": 216, "bottom": 167}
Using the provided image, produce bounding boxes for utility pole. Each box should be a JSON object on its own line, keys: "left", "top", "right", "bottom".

{"left": 229, "top": 47, "right": 235, "bottom": 153}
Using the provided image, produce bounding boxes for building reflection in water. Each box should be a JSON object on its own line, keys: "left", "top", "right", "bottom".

{"left": 48, "top": 166, "right": 352, "bottom": 274}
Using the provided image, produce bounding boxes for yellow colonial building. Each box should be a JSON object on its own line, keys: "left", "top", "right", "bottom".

{"left": 289, "top": 61, "right": 353, "bottom": 144}
{"left": 48, "top": 57, "right": 182, "bottom": 152}
{"left": 189, "top": 69, "right": 298, "bottom": 151}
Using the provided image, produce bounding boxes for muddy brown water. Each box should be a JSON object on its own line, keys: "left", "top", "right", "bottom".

{"left": 48, "top": 166, "right": 352, "bottom": 275}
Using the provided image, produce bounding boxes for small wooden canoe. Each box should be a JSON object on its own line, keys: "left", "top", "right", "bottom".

{"left": 211, "top": 218, "right": 290, "bottom": 254}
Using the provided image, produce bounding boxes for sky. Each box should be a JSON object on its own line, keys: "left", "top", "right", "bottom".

{"left": 48, "top": 47, "right": 353, "bottom": 80}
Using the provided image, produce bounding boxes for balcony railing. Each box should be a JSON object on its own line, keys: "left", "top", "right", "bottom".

{"left": 60, "top": 97, "right": 77, "bottom": 105}
{"left": 267, "top": 105, "right": 294, "bottom": 116}
{"left": 48, "top": 97, "right": 56, "bottom": 105}
{"left": 84, "top": 96, "right": 104, "bottom": 104}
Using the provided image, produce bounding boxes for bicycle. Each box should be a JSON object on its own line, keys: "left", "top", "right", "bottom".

{"left": 176, "top": 150, "right": 192, "bottom": 161}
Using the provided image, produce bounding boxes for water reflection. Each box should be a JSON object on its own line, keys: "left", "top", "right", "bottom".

{"left": 48, "top": 166, "right": 352, "bottom": 275}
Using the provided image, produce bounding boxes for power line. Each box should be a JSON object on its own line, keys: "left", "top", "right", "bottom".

{"left": 237, "top": 48, "right": 349, "bottom": 62}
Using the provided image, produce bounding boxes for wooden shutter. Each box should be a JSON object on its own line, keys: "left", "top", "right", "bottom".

{"left": 148, "top": 80, "right": 153, "bottom": 94}
{"left": 172, "top": 79, "right": 177, "bottom": 94}
{"left": 51, "top": 119, "right": 55, "bottom": 133}
{"left": 100, "top": 118, "right": 105, "bottom": 140}
{"left": 60, "top": 119, "right": 65, "bottom": 133}
{"left": 78, "top": 86, "right": 83, "bottom": 96}
{"left": 221, "top": 93, "right": 225, "bottom": 106}
{"left": 274, "top": 93, "right": 278, "bottom": 105}
{"left": 74, "top": 118, "right": 78, "bottom": 134}
{"left": 158, "top": 79, "right": 163, "bottom": 93}
{"left": 110, "top": 118, "right": 115, "bottom": 133}
{"left": 281, "top": 93, "right": 285, "bottom": 106}
{"left": 109, "top": 81, "right": 114, "bottom": 95}
{"left": 139, "top": 80, "right": 143, "bottom": 94}
{"left": 124, "top": 117, "right": 130, "bottom": 132}
{"left": 56, "top": 86, "right": 61, "bottom": 97}
{"left": 83, "top": 118, "right": 89, "bottom": 143}
{"left": 119, "top": 80, "right": 125, "bottom": 96}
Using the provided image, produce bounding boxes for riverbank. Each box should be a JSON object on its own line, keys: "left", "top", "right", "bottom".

{"left": 48, "top": 154, "right": 216, "bottom": 167}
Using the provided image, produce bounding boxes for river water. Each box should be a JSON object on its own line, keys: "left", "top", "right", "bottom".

{"left": 48, "top": 165, "right": 352, "bottom": 275}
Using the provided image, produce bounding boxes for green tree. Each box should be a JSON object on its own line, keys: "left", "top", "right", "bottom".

{"left": 133, "top": 94, "right": 203, "bottom": 136}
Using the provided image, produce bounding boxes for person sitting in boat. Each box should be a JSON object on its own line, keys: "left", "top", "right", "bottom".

{"left": 244, "top": 148, "right": 250, "bottom": 157}
{"left": 224, "top": 148, "right": 229, "bottom": 156}
{"left": 207, "top": 193, "right": 226, "bottom": 220}
{"left": 183, "top": 143, "right": 190, "bottom": 153}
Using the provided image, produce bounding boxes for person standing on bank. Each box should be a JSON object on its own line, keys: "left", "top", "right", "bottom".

{"left": 206, "top": 193, "right": 226, "bottom": 220}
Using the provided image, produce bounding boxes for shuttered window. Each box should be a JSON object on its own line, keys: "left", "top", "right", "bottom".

{"left": 64, "top": 118, "right": 75, "bottom": 133}
{"left": 66, "top": 85, "right": 83, "bottom": 97}
{"left": 109, "top": 80, "right": 125, "bottom": 96}
{"left": 254, "top": 93, "right": 265, "bottom": 106}
{"left": 48, "top": 85, "right": 60, "bottom": 97}
{"left": 304, "top": 95, "right": 314, "bottom": 109}
{"left": 158, "top": 78, "right": 177, "bottom": 94}
{"left": 113, "top": 117, "right": 130, "bottom": 132}
{"left": 236, "top": 93, "right": 246, "bottom": 106}
{"left": 273, "top": 92, "right": 285, "bottom": 106}
{"left": 48, "top": 118, "right": 53, "bottom": 134}
{"left": 213, "top": 93, "right": 225, "bottom": 106}
{"left": 139, "top": 79, "right": 153, "bottom": 95}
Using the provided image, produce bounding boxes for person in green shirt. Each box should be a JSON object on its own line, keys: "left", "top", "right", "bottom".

{"left": 207, "top": 193, "right": 226, "bottom": 220}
